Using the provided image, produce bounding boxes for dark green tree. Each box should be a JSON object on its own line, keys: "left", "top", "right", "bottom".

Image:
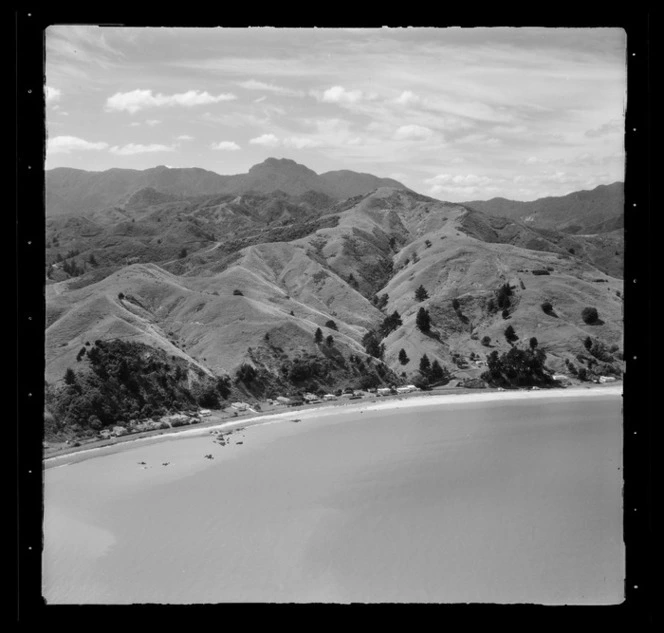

{"left": 326, "top": 335, "right": 334, "bottom": 347}
{"left": 496, "top": 283, "right": 513, "bottom": 310}
{"left": 325, "top": 320, "right": 338, "bottom": 331}
{"left": 179, "top": 248, "right": 188, "bottom": 259}
{"left": 430, "top": 360, "right": 449, "bottom": 384}
{"left": 236, "top": 363, "right": 257, "bottom": 384}
{"left": 481, "top": 335, "right": 491, "bottom": 347}
{"left": 582, "top": 307, "right": 599, "bottom": 324}
{"left": 362, "top": 331, "right": 385, "bottom": 359}
{"left": 529, "top": 337, "right": 538, "bottom": 350}
{"left": 415, "top": 285, "right": 429, "bottom": 301}
{"left": 419, "top": 354, "right": 431, "bottom": 374}
{"left": 398, "top": 348, "right": 409, "bottom": 365}
{"left": 379, "top": 311, "right": 402, "bottom": 338}
{"left": 314, "top": 327, "right": 323, "bottom": 344}
{"left": 504, "top": 324, "right": 518, "bottom": 344}
{"left": 416, "top": 307, "right": 431, "bottom": 333}
{"left": 64, "top": 368, "right": 77, "bottom": 385}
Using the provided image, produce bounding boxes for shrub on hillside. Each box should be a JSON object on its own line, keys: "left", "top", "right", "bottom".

{"left": 325, "top": 320, "right": 338, "bottom": 331}
{"left": 414, "top": 285, "right": 429, "bottom": 302}
{"left": 582, "top": 307, "right": 599, "bottom": 324}
{"left": 481, "top": 335, "right": 491, "bottom": 347}
{"left": 372, "top": 293, "right": 389, "bottom": 310}
{"left": 496, "top": 283, "right": 513, "bottom": 310}
{"left": 504, "top": 325, "right": 518, "bottom": 344}
{"left": 362, "top": 331, "right": 385, "bottom": 359}
{"left": 233, "top": 289, "right": 244, "bottom": 296}
{"left": 236, "top": 363, "right": 257, "bottom": 384}
{"left": 416, "top": 307, "right": 431, "bottom": 333}
{"left": 541, "top": 301, "right": 555, "bottom": 316}
{"left": 379, "top": 311, "right": 402, "bottom": 338}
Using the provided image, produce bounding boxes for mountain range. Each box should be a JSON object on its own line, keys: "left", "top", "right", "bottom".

{"left": 45, "top": 158, "right": 625, "bottom": 436}
{"left": 46, "top": 158, "right": 408, "bottom": 217}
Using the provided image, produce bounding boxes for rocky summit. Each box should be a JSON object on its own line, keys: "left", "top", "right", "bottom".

{"left": 45, "top": 158, "right": 624, "bottom": 438}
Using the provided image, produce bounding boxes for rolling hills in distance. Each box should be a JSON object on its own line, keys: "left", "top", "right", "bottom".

{"left": 45, "top": 157, "right": 624, "bottom": 434}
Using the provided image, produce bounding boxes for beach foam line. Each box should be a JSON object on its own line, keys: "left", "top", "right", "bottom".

{"left": 44, "top": 385, "right": 622, "bottom": 465}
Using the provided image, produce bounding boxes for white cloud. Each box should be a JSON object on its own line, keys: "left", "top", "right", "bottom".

{"left": 249, "top": 133, "right": 280, "bottom": 147}
{"left": 394, "top": 124, "right": 434, "bottom": 141}
{"left": 282, "top": 136, "right": 322, "bottom": 149}
{"left": 146, "top": 119, "right": 161, "bottom": 126}
{"left": 177, "top": 134, "right": 194, "bottom": 141}
{"left": 105, "top": 89, "right": 237, "bottom": 114}
{"left": 47, "top": 135, "right": 108, "bottom": 154}
{"left": 394, "top": 90, "right": 421, "bottom": 106}
{"left": 424, "top": 172, "right": 504, "bottom": 198}
{"left": 318, "top": 85, "right": 364, "bottom": 104}
{"left": 238, "top": 80, "right": 303, "bottom": 97}
{"left": 585, "top": 118, "right": 624, "bottom": 138}
{"left": 210, "top": 141, "right": 240, "bottom": 151}
{"left": 109, "top": 143, "right": 176, "bottom": 155}
{"left": 45, "top": 86, "right": 61, "bottom": 103}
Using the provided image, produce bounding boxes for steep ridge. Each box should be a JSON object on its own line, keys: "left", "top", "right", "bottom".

{"left": 464, "top": 182, "right": 623, "bottom": 234}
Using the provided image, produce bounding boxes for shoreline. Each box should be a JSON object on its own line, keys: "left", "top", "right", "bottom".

{"left": 43, "top": 383, "right": 622, "bottom": 468}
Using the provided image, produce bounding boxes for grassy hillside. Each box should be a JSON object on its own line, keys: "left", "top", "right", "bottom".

{"left": 464, "top": 182, "right": 623, "bottom": 235}
{"left": 45, "top": 178, "right": 624, "bottom": 439}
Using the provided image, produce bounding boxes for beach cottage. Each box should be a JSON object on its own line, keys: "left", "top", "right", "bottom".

{"left": 275, "top": 396, "right": 291, "bottom": 406}
{"left": 396, "top": 385, "right": 418, "bottom": 394}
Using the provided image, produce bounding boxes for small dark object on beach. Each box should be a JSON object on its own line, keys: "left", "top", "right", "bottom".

{"left": 162, "top": 462, "right": 170, "bottom": 466}
{"left": 291, "top": 419, "right": 301, "bottom": 423}
{"left": 204, "top": 454, "right": 214, "bottom": 460}
{"left": 237, "top": 441, "right": 243, "bottom": 445}
{"left": 138, "top": 461, "right": 146, "bottom": 465}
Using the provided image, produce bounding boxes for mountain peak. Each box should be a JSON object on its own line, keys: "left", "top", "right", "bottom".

{"left": 249, "top": 157, "right": 318, "bottom": 176}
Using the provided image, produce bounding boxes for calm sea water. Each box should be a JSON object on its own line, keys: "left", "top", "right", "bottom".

{"left": 43, "top": 394, "right": 624, "bottom": 604}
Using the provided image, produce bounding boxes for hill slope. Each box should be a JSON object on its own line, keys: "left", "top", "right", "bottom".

{"left": 45, "top": 173, "right": 624, "bottom": 440}
{"left": 464, "top": 182, "right": 624, "bottom": 235}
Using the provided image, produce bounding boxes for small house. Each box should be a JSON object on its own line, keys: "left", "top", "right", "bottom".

{"left": 396, "top": 385, "right": 418, "bottom": 394}
{"left": 275, "top": 396, "right": 291, "bottom": 405}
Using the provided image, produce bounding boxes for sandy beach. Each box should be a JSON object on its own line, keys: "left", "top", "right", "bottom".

{"left": 42, "top": 385, "right": 623, "bottom": 604}
{"left": 44, "top": 384, "right": 621, "bottom": 468}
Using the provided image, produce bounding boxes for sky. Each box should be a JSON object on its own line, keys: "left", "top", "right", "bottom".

{"left": 45, "top": 26, "right": 627, "bottom": 202}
